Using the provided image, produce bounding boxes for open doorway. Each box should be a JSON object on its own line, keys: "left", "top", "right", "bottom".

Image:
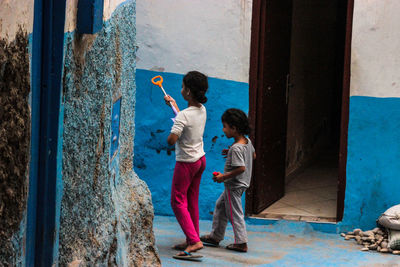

{"left": 247, "top": 0, "right": 353, "bottom": 222}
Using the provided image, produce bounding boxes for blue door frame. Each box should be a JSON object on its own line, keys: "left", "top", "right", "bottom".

{"left": 27, "top": 0, "right": 67, "bottom": 265}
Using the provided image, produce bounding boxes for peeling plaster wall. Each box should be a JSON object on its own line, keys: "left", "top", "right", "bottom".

{"left": 0, "top": 28, "right": 31, "bottom": 267}
{"left": 135, "top": 0, "right": 252, "bottom": 220}
{"left": 60, "top": 1, "right": 160, "bottom": 265}
{"left": 340, "top": 0, "right": 400, "bottom": 230}
{"left": 0, "top": 1, "right": 34, "bottom": 265}
{"left": 65, "top": 0, "right": 129, "bottom": 32}
{"left": 0, "top": 0, "right": 34, "bottom": 40}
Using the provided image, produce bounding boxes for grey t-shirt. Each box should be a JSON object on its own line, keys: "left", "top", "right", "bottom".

{"left": 224, "top": 138, "right": 255, "bottom": 189}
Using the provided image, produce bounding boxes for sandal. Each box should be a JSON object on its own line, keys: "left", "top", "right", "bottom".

{"left": 172, "top": 251, "right": 203, "bottom": 261}
{"left": 200, "top": 234, "right": 220, "bottom": 247}
{"left": 173, "top": 242, "right": 203, "bottom": 252}
{"left": 226, "top": 243, "right": 248, "bottom": 252}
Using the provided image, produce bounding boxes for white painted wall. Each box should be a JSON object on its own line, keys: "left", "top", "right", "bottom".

{"left": 0, "top": 0, "right": 34, "bottom": 39}
{"left": 350, "top": 0, "right": 400, "bottom": 97}
{"left": 65, "top": 0, "right": 130, "bottom": 32}
{"left": 136, "top": 0, "right": 252, "bottom": 83}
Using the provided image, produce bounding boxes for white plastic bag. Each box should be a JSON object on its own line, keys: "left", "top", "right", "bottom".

{"left": 378, "top": 204, "right": 400, "bottom": 230}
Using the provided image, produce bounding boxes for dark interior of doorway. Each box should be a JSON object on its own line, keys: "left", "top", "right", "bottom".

{"left": 253, "top": 0, "right": 348, "bottom": 222}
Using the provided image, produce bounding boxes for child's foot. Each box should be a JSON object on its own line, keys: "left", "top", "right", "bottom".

{"left": 226, "top": 243, "right": 248, "bottom": 252}
{"left": 182, "top": 241, "right": 203, "bottom": 254}
{"left": 175, "top": 241, "right": 203, "bottom": 257}
{"left": 172, "top": 242, "right": 187, "bottom": 251}
{"left": 200, "top": 234, "right": 220, "bottom": 246}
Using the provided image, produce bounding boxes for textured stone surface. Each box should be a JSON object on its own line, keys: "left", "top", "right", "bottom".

{"left": 0, "top": 29, "right": 30, "bottom": 266}
{"left": 60, "top": 2, "right": 160, "bottom": 266}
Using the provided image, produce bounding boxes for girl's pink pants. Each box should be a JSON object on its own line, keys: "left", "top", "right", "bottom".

{"left": 171, "top": 156, "right": 206, "bottom": 245}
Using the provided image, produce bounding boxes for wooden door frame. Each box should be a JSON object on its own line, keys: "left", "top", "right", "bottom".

{"left": 247, "top": 0, "right": 354, "bottom": 221}
{"left": 336, "top": 0, "right": 354, "bottom": 221}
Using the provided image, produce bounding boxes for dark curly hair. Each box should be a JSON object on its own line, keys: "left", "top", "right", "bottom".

{"left": 221, "top": 108, "right": 251, "bottom": 136}
{"left": 183, "top": 71, "right": 208, "bottom": 104}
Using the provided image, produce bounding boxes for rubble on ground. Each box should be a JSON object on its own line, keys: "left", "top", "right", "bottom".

{"left": 341, "top": 227, "right": 400, "bottom": 255}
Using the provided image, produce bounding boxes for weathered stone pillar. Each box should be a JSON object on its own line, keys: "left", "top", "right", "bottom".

{"left": 60, "top": 2, "right": 160, "bottom": 266}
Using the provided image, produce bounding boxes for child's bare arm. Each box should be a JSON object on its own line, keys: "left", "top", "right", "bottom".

{"left": 167, "top": 133, "right": 179, "bottom": 145}
{"left": 213, "top": 166, "right": 245, "bottom": 183}
{"left": 164, "top": 95, "right": 180, "bottom": 112}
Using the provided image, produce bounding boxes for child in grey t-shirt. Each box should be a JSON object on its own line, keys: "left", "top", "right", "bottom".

{"left": 200, "top": 108, "right": 255, "bottom": 252}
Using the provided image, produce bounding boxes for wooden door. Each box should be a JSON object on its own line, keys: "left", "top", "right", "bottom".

{"left": 247, "top": 0, "right": 293, "bottom": 214}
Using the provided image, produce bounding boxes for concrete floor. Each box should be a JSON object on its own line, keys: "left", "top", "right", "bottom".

{"left": 154, "top": 216, "right": 400, "bottom": 266}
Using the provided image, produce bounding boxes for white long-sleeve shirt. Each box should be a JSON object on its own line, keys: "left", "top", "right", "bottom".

{"left": 170, "top": 105, "right": 207, "bottom": 162}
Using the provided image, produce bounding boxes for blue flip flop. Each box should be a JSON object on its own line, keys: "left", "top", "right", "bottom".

{"left": 173, "top": 251, "right": 203, "bottom": 261}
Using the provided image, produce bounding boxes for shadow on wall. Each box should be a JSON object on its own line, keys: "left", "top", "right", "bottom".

{"left": 134, "top": 69, "right": 249, "bottom": 219}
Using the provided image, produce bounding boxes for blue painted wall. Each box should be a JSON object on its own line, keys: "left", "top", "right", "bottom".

{"left": 134, "top": 69, "right": 249, "bottom": 219}
{"left": 135, "top": 70, "right": 400, "bottom": 232}
{"left": 340, "top": 96, "right": 400, "bottom": 230}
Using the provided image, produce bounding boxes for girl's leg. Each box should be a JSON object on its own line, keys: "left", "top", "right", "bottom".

{"left": 187, "top": 156, "right": 206, "bottom": 240}
{"left": 171, "top": 161, "right": 200, "bottom": 244}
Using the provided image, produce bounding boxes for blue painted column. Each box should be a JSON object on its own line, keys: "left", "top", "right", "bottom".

{"left": 27, "top": 0, "right": 67, "bottom": 265}
{"left": 77, "top": 0, "right": 104, "bottom": 34}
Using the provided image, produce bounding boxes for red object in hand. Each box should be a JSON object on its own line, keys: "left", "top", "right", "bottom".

{"left": 213, "top": 172, "right": 219, "bottom": 176}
